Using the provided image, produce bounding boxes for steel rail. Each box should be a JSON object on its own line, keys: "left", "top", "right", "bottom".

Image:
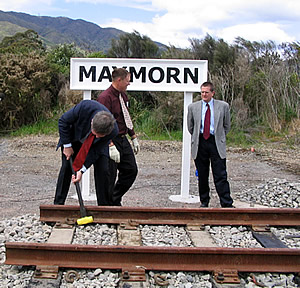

{"left": 5, "top": 242, "right": 300, "bottom": 273}
{"left": 40, "top": 205, "right": 300, "bottom": 226}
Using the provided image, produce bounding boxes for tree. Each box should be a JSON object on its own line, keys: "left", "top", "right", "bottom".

{"left": 46, "top": 43, "right": 85, "bottom": 76}
{"left": 161, "top": 45, "right": 194, "bottom": 59}
{"left": 87, "top": 51, "right": 106, "bottom": 58}
{"left": 233, "top": 38, "right": 299, "bottom": 131}
{"left": 0, "top": 30, "right": 55, "bottom": 130}
{"left": 107, "top": 30, "right": 160, "bottom": 58}
{"left": 213, "top": 39, "right": 236, "bottom": 70}
{"left": 0, "top": 51, "right": 53, "bottom": 129}
{"left": 189, "top": 34, "right": 216, "bottom": 70}
{"left": 0, "top": 30, "right": 44, "bottom": 55}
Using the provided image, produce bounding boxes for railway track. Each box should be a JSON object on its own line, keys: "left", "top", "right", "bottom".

{"left": 4, "top": 205, "right": 300, "bottom": 287}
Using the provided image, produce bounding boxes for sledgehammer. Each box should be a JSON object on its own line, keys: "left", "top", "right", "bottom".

{"left": 69, "top": 158, "right": 94, "bottom": 225}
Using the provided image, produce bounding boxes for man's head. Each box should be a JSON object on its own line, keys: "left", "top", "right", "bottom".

{"left": 91, "top": 111, "right": 116, "bottom": 138}
{"left": 200, "top": 81, "right": 215, "bottom": 103}
{"left": 111, "top": 68, "right": 131, "bottom": 92}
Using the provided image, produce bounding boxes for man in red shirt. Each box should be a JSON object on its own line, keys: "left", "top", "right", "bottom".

{"left": 97, "top": 68, "right": 139, "bottom": 206}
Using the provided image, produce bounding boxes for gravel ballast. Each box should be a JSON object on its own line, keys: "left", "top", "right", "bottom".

{"left": 1, "top": 178, "right": 300, "bottom": 287}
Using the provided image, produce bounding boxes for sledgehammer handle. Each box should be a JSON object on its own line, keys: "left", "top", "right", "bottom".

{"left": 69, "top": 158, "right": 87, "bottom": 218}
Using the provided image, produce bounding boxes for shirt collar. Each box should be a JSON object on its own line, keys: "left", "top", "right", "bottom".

{"left": 202, "top": 98, "right": 214, "bottom": 108}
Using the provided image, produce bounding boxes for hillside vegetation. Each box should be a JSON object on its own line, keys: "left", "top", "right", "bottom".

{"left": 0, "top": 27, "right": 299, "bottom": 147}
{"left": 0, "top": 10, "right": 124, "bottom": 51}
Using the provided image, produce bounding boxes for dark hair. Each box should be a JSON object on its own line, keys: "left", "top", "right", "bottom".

{"left": 201, "top": 81, "right": 214, "bottom": 92}
{"left": 112, "top": 68, "right": 130, "bottom": 81}
{"left": 92, "top": 111, "right": 116, "bottom": 135}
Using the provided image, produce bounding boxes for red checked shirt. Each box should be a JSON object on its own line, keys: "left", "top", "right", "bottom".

{"left": 97, "top": 85, "right": 135, "bottom": 137}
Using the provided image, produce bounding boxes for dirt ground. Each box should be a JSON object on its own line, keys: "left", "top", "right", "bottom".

{"left": 0, "top": 135, "right": 299, "bottom": 220}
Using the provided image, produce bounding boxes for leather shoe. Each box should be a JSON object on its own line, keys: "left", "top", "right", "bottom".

{"left": 200, "top": 203, "right": 208, "bottom": 207}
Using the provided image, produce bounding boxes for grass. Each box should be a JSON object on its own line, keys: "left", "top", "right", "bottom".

{"left": 9, "top": 117, "right": 183, "bottom": 141}
{"left": 138, "top": 129, "right": 183, "bottom": 141}
{"left": 7, "top": 118, "right": 255, "bottom": 145}
{"left": 132, "top": 109, "right": 183, "bottom": 141}
{"left": 10, "top": 118, "right": 58, "bottom": 137}
{"left": 8, "top": 115, "right": 299, "bottom": 149}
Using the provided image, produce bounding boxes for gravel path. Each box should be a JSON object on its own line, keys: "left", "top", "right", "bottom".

{"left": 0, "top": 135, "right": 299, "bottom": 218}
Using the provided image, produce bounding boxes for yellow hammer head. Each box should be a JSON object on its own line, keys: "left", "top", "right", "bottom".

{"left": 77, "top": 216, "right": 94, "bottom": 225}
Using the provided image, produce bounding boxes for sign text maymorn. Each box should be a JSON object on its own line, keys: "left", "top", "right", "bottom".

{"left": 70, "top": 58, "right": 208, "bottom": 92}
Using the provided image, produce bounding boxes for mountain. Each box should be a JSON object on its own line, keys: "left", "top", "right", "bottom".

{"left": 0, "top": 10, "right": 125, "bottom": 52}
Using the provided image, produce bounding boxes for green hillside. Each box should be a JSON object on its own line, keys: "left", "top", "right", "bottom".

{"left": 0, "top": 10, "right": 124, "bottom": 52}
{"left": 0, "top": 21, "right": 27, "bottom": 42}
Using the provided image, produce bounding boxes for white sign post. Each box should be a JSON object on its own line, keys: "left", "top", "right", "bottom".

{"left": 70, "top": 58, "right": 207, "bottom": 203}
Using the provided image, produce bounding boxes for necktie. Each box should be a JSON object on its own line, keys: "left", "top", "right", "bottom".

{"left": 203, "top": 103, "right": 211, "bottom": 140}
{"left": 119, "top": 94, "right": 133, "bottom": 130}
{"left": 72, "top": 132, "right": 95, "bottom": 171}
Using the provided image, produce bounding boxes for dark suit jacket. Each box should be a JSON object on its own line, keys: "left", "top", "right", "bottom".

{"left": 57, "top": 100, "right": 118, "bottom": 169}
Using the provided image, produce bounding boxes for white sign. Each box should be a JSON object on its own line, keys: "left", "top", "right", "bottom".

{"left": 70, "top": 58, "right": 208, "bottom": 92}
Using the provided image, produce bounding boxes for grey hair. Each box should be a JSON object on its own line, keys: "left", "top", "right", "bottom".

{"left": 92, "top": 111, "right": 116, "bottom": 135}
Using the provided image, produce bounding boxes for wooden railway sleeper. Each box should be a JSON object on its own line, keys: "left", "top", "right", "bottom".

{"left": 251, "top": 228, "right": 288, "bottom": 248}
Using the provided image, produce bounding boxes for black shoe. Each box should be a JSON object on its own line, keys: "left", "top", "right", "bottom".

{"left": 222, "top": 205, "right": 235, "bottom": 208}
{"left": 200, "top": 203, "right": 208, "bottom": 207}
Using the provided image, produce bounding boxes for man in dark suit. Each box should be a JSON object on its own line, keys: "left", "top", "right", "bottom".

{"left": 187, "top": 81, "right": 234, "bottom": 208}
{"left": 54, "top": 100, "right": 118, "bottom": 206}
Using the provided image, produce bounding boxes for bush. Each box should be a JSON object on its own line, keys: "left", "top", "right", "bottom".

{"left": 0, "top": 51, "right": 54, "bottom": 130}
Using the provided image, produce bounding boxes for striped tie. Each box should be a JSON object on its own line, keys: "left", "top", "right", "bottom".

{"left": 119, "top": 94, "right": 133, "bottom": 130}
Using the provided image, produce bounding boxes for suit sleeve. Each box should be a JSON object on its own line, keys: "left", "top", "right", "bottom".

{"left": 187, "top": 104, "right": 194, "bottom": 135}
{"left": 58, "top": 105, "right": 80, "bottom": 145}
{"left": 224, "top": 103, "right": 231, "bottom": 135}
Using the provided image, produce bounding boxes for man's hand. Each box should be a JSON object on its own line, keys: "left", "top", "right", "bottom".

{"left": 72, "top": 171, "right": 82, "bottom": 183}
{"left": 63, "top": 147, "right": 74, "bottom": 160}
{"left": 109, "top": 145, "right": 120, "bottom": 163}
{"left": 132, "top": 138, "right": 140, "bottom": 154}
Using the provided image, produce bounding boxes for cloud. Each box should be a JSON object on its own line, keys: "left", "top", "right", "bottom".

{"left": 218, "top": 22, "right": 295, "bottom": 44}
{"left": 64, "top": 0, "right": 157, "bottom": 11}
{"left": 103, "top": 18, "right": 197, "bottom": 48}
{"left": 99, "top": 0, "right": 299, "bottom": 48}
{"left": 1, "top": 0, "right": 299, "bottom": 48}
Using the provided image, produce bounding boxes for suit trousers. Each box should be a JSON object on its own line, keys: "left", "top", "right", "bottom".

{"left": 194, "top": 134, "right": 233, "bottom": 207}
{"left": 108, "top": 135, "right": 138, "bottom": 206}
{"left": 54, "top": 142, "right": 110, "bottom": 206}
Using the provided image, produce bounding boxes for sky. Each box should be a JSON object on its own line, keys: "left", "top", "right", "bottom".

{"left": 0, "top": 0, "right": 299, "bottom": 48}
